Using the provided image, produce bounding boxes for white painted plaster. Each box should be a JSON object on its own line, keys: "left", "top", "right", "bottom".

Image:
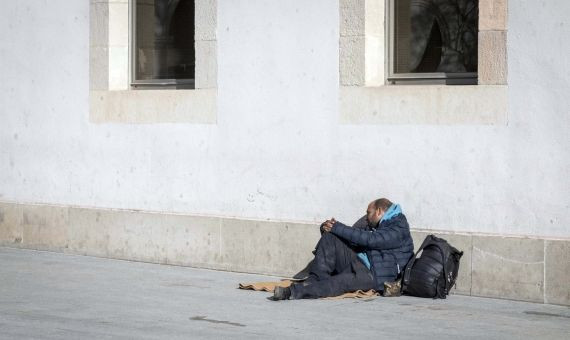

{"left": 0, "top": 0, "right": 569, "bottom": 238}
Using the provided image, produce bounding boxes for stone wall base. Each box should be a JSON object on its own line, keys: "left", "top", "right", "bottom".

{"left": 1, "top": 201, "right": 568, "bottom": 306}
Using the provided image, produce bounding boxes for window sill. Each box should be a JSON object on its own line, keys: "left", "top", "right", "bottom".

{"left": 339, "top": 85, "right": 508, "bottom": 125}
{"left": 89, "top": 89, "right": 217, "bottom": 124}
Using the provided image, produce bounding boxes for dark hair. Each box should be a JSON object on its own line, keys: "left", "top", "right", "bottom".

{"left": 373, "top": 198, "right": 393, "bottom": 212}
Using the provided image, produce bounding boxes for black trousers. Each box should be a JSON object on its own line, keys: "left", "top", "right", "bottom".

{"left": 290, "top": 232, "right": 375, "bottom": 299}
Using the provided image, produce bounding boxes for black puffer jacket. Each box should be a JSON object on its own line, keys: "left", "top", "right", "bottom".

{"left": 331, "top": 214, "right": 414, "bottom": 291}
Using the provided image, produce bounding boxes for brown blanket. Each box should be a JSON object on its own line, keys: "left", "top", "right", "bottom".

{"left": 238, "top": 280, "right": 379, "bottom": 300}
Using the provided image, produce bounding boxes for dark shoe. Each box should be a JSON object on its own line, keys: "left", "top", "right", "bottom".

{"left": 271, "top": 286, "right": 291, "bottom": 301}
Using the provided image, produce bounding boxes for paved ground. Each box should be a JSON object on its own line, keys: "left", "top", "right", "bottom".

{"left": 1, "top": 247, "right": 569, "bottom": 339}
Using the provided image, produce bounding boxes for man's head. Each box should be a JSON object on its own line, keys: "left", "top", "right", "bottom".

{"left": 366, "top": 198, "right": 393, "bottom": 226}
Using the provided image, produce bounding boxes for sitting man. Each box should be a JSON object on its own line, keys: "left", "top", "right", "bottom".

{"left": 272, "top": 198, "right": 414, "bottom": 300}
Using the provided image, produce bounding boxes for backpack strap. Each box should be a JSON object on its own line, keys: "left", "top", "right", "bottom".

{"left": 402, "top": 253, "right": 417, "bottom": 289}
{"left": 402, "top": 235, "right": 434, "bottom": 289}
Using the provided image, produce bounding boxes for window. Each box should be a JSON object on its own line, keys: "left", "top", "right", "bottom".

{"left": 131, "top": 0, "right": 195, "bottom": 88}
{"left": 387, "top": 0, "right": 479, "bottom": 84}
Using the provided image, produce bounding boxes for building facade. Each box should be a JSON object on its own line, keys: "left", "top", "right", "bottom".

{"left": 0, "top": 0, "right": 569, "bottom": 305}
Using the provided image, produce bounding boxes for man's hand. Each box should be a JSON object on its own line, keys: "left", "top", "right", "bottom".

{"left": 321, "top": 217, "right": 336, "bottom": 232}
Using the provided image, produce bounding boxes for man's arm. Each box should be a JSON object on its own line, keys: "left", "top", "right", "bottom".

{"left": 330, "top": 220, "right": 406, "bottom": 250}
{"left": 321, "top": 218, "right": 367, "bottom": 251}
{"left": 351, "top": 215, "right": 369, "bottom": 230}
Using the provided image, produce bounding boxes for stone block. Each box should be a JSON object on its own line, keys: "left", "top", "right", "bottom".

{"left": 89, "top": 0, "right": 110, "bottom": 91}
{"left": 472, "top": 236, "right": 544, "bottom": 302}
{"left": 90, "top": 89, "right": 217, "bottom": 124}
{"left": 410, "top": 231, "right": 473, "bottom": 296}
{"left": 103, "top": 209, "right": 168, "bottom": 264}
{"left": 70, "top": 208, "right": 222, "bottom": 268}
{"left": 364, "top": 0, "right": 384, "bottom": 35}
{"left": 22, "top": 205, "right": 69, "bottom": 251}
{"left": 340, "top": 36, "right": 365, "bottom": 86}
{"left": 0, "top": 202, "right": 23, "bottom": 246}
{"left": 478, "top": 30, "right": 508, "bottom": 85}
{"left": 89, "top": 46, "right": 109, "bottom": 91}
{"left": 364, "top": 34, "right": 385, "bottom": 86}
{"left": 339, "top": 85, "right": 508, "bottom": 125}
{"left": 340, "top": 0, "right": 365, "bottom": 37}
{"left": 545, "top": 240, "right": 570, "bottom": 306}
{"left": 479, "top": 0, "right": 508, "bottom": 31}
{"left": 164, "top": 215, "right": 221, "bottom": 268}
{"left": 195, "top": 0, "right": 217, "bottom": 41}
{"left": 69, "top": 207, "right": 169, "bottom": 263}
{"left": 68, "top": 207, "right": 111, "bottom": 257}
{"left": 108, "top": 45, "right": 129, "bottom": 90}
{"left": 195, "top": 40, "right": 217, "bottom": 89}
{"left": 339, "top": 0, "right": 384, "bottom": 86}
{"left": 90, "top": 1, "right": 109, "bottom": 47}
{"left": 220, "top": 219, "right": 319, "bottom": 277}
{"left": 108, "top": 1, "right": 128, "bottom": 47}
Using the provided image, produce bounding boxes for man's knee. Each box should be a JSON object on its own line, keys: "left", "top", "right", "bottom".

{"left": 316, "top": 232, "right": 343, "bottom": 249}
{"left": 321, "top": 231, "right": 341, "bottom": 242}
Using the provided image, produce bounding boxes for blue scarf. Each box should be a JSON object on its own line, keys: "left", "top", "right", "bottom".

{"left": 380, "top": 204, "right": 402, "bottom": 223}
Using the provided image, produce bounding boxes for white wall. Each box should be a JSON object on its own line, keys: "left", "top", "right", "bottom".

{"left": 1, "top": 0, "right": 569, "bottom": 238}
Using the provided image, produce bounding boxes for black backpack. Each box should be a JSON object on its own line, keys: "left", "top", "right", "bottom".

{"left": 402, "top": 235, "right": 463, "bottom": 299}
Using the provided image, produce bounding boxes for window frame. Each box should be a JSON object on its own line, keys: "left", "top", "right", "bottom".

{"left": 129, "top": 0, "right": 196, "bottom": 89}
{"left": 385, "top": 0, "right": 478, "bottom": 85}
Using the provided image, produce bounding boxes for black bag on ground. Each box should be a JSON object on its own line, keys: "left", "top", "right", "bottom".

{"left": 402, "top": 235, "right": 463, "bottom": 299}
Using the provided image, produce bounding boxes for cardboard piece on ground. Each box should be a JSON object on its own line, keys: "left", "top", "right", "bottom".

{"left": 238, "top": 280, "right": 379, "bottom": 300}
{"left": 323, "top": 289, "right": 378, "bottom": 300}
{"left": 239, "top": 280, "right": 293, "bottom": 292}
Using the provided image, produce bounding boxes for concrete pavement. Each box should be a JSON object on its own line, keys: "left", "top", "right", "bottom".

{"left": 1, "top": 247, "right": 569, "bottom": 339}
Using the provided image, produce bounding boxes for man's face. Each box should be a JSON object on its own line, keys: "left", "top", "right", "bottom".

{"left": 366, "top": 202, "right": 384, "bottom": 227}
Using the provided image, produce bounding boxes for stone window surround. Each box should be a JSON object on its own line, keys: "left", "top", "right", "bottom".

{"left": 339, "top": 0, "right": 508, "bottom": 125}
{"left": 89, "top": 0, "right": 217, "bottom": 124}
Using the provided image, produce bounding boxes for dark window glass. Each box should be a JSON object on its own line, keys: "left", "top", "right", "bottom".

{"left": 394, "top": 0, "right": 478, "bottom": 74}
{"left": 134, "top": 0, "right": 195, "bottom": 81}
